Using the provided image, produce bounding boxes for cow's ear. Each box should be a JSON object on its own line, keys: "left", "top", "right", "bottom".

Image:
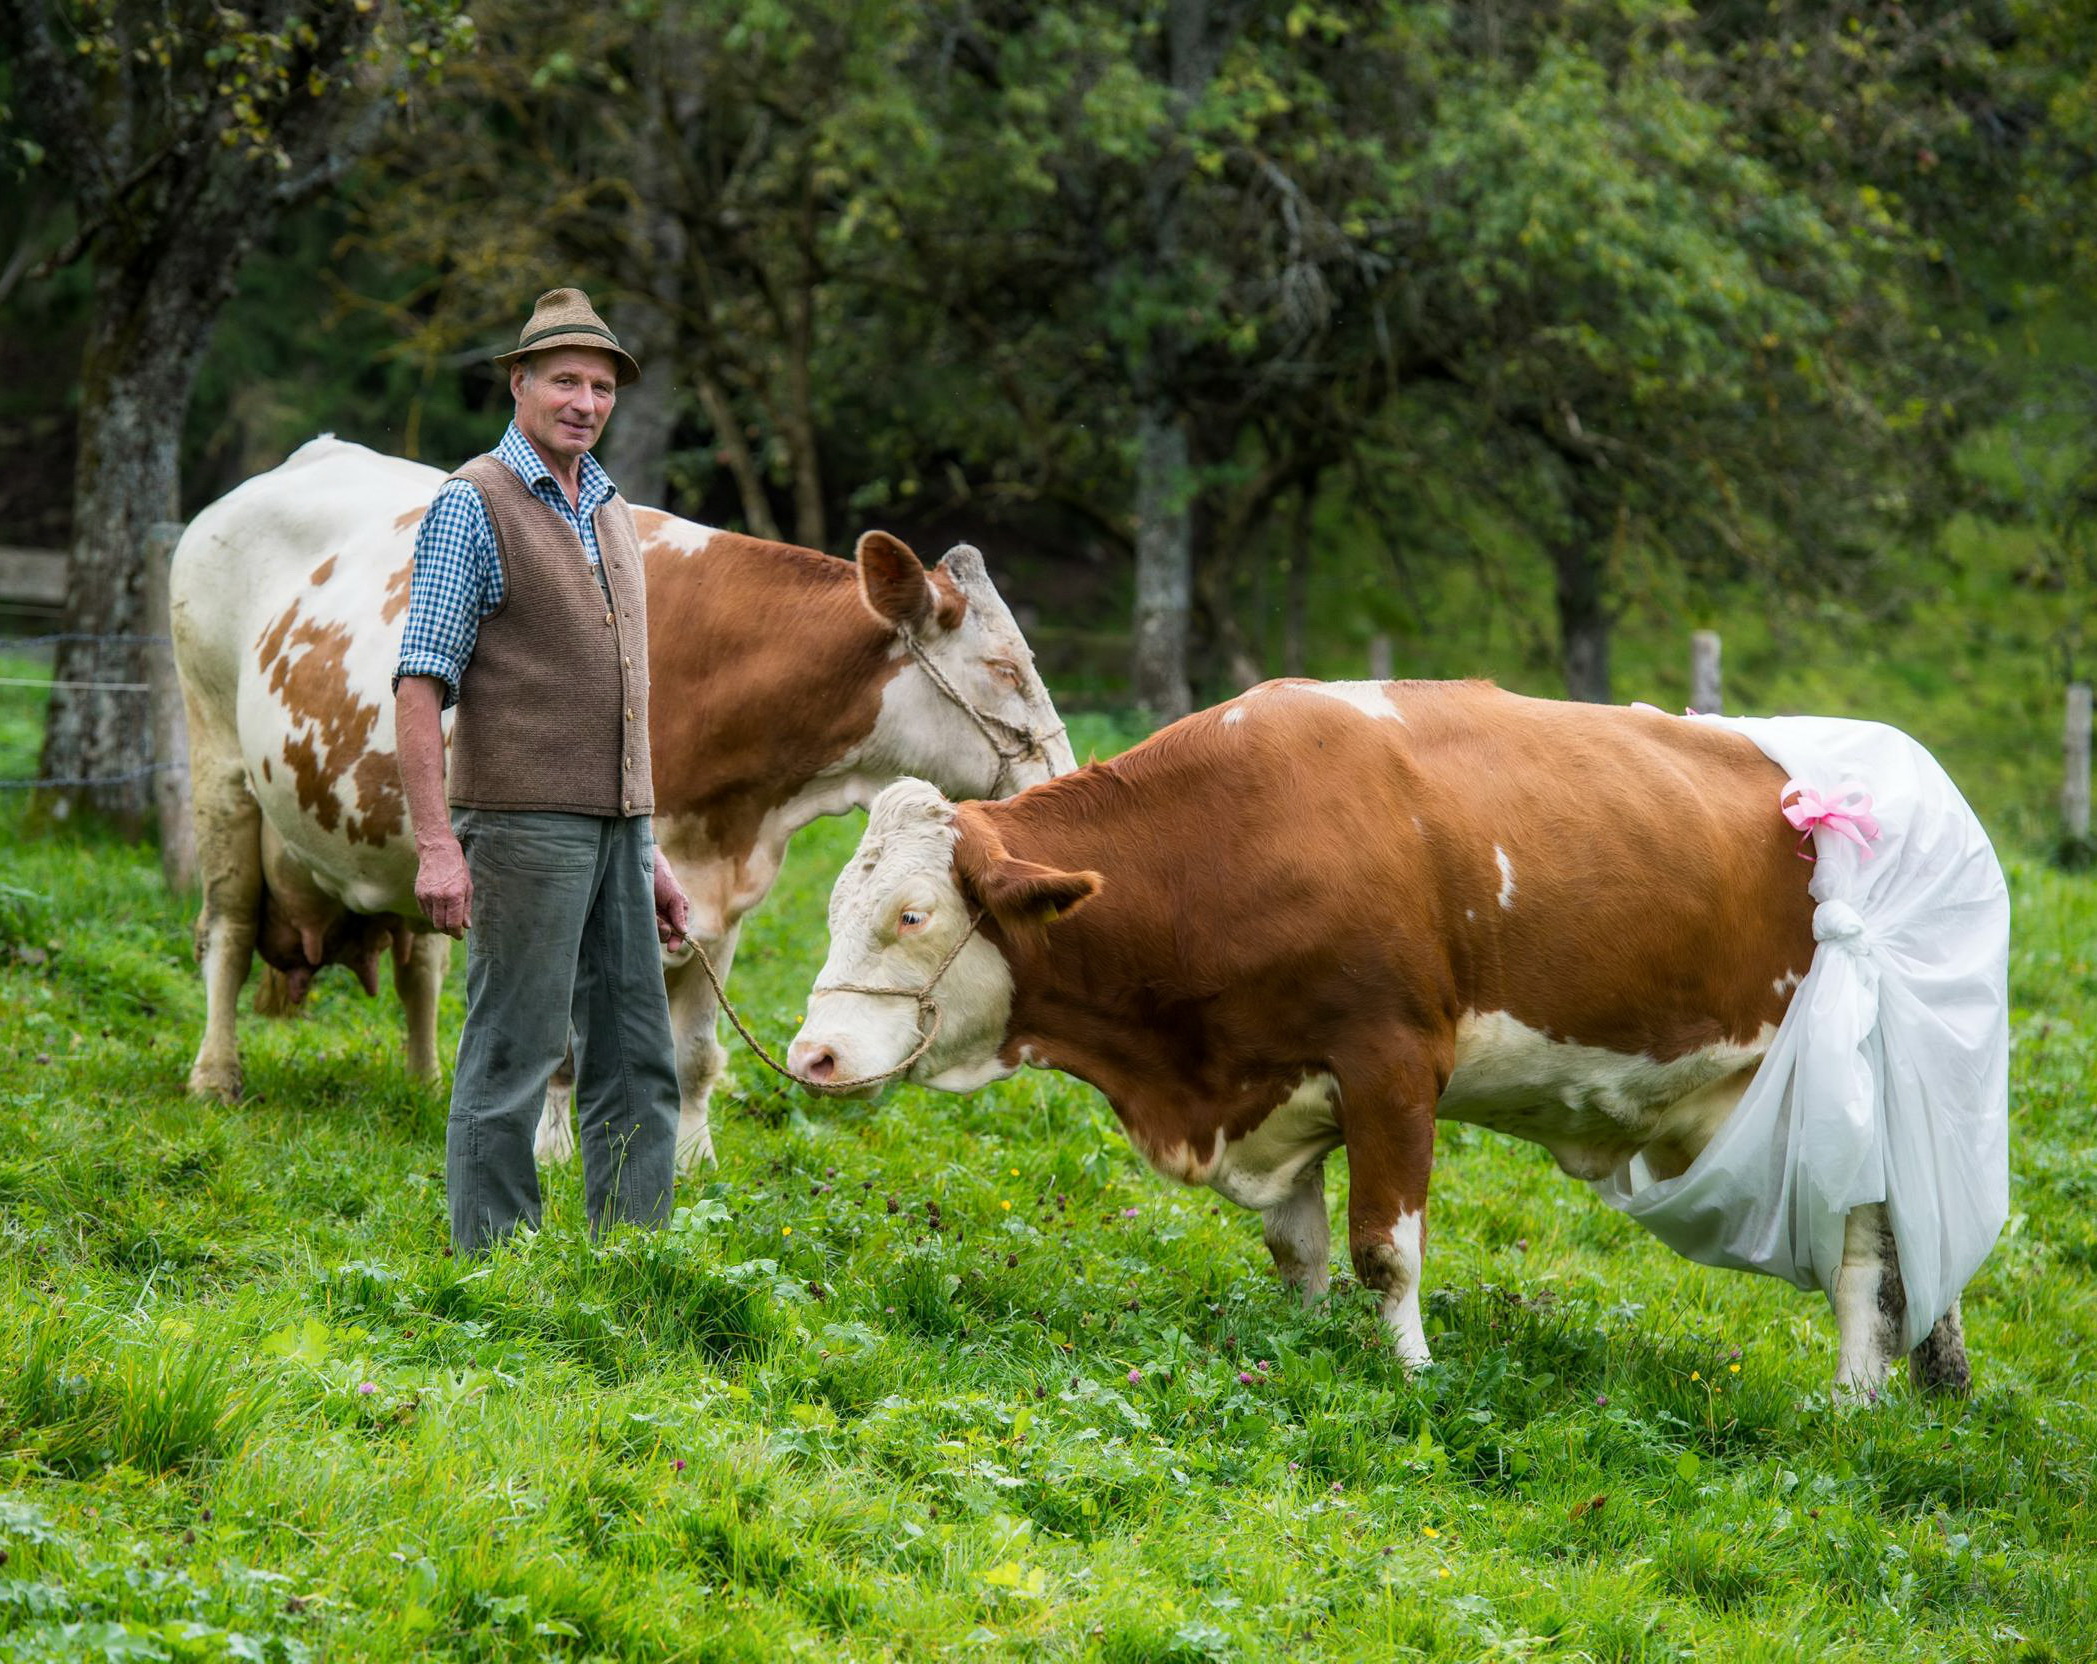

{"left": 954, "top": 805, "right": 1101, "bottom": 932}
{"left": 856, "top": 530, "right": 933, "bottom": 630}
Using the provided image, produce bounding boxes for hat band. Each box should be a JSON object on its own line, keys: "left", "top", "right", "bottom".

{"left": 516, "top": 321, "right": 623, "bottom": 352}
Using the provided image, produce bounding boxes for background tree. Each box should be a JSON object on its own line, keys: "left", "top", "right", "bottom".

{"left": 0, "top": 0, "right": 468, "bottom": 832}
{"left": 855, "top": 1, "right": 1416, "bottom": 715}
{"left": 354, "top": 0, "right": 932, "bottom": 550}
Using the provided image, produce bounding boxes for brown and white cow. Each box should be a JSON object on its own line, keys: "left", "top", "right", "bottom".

{"left": 786, "top": 679, "right": 1978, "bottom": 1398}
{"left": 170, "top": 435, "right": 1072, "bottom": 1165}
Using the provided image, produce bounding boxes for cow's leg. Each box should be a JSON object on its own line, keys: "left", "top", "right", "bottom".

{"left": 1339, "top": 1054, "right": 1441, "bottom": 1372}
{"left": 664, "top": 920, "right": 741, "bottom": 1172}
{"left": 1833, "top": 1202, "right": 1905, "bottom": 1404}
{"left": 1261, "top": 1157, "right": 1331, "bottom": 1303}
{"left": 535, "top": 1042, "right": 577, "bottom": 1165}
{"left": 186, "top": 721, "right": 262, "bottom": 1101}
{"left": 1908, "top": 1298, "right": 1970, "bottom": 1397}
{"left": 394, "top": 930, "right": 450, "bottom": 1084}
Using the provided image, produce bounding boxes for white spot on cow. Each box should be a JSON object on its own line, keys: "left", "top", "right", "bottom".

{"left": 1411, "top": 815, "right": 1424, "bottom": 837}
{"left": 1465, "top": 907, "right": 1475, "bottom": 921}
{"left": 1773, "top": 969, "right": 1803, "bottom": 998}
{"left": 1222, "top": 705, "right": 1246, "bottom": 727}
{"left": 1439, "top": 1010, "right": 1772, "bottom": 1180}
{"left": 657, "top": 522, "right": 720, "bottom": 556}
{"left": 1494, "top": 845, "right": 1517, "bottom": 910}
{"left": 1380, "top": 1209, "right": 1431, "bottom": 1371}
{"left": 1299, "top": 681, "right": 1405, "bottom": 722}
{"left": 1209, "top": 1073, "right": 1342, "bottom": 1211}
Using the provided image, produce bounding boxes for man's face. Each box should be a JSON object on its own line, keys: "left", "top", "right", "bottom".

{"left": 511, "top": 346, "right": 620, "bottom": 465}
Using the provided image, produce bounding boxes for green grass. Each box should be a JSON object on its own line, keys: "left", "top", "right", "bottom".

{"left": 1, "top": 703, "right": 2094, "bottom": 1661}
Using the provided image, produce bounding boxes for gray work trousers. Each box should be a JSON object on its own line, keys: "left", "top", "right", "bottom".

{"left": 446, "top": 808, "right": 678, "bottom": 1254}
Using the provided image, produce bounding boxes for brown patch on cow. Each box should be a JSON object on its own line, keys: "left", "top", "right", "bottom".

{"left": 392, "top": 507, "right": 426, "bottom": 533}
{"left": 348, "top": 750, "right": 405, "bottom": 847}
{"left": 310, "top": 555, "right": 337, "bottom": 586}
{"left": 380, "top": 561, "right": 413, "bottom": 625}
{"left": 644, "top": 528, "right": 903, "bottom": 853}
{"left": 259, "top": 596, "right": 381, "bottom": 836}
{"left": 255, "top": 602, "right": 299, "bottom": 680}
{"left": 260, "top": 757, "right": 273, "bottom": 782}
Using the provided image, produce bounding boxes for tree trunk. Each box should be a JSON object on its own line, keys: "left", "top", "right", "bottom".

{"left": 601, "top": 307, "right": 678, "bottom": 510}
{"left": 32, "top": 262, "right": 219, "bottom": 832}
{"left": 1281, "top": 477, "right": 1317, "bottom": 677}
{"left": 599, "top": 31, "right": 694, "bottom": 511}
{"left": 1132, "top": 403, "right": 1194, "bottom": 722}
{"left": 780, "top": 230, "right": 827, "bottom": 551}
{"left": 696, "top": 369, "right": 781, "bottom": 540}
{"left": 1552, "top": 533, "right": 1612, "bottom": 704}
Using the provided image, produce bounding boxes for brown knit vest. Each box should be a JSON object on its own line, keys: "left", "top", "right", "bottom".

{"left": 446, "top": 454, "right": 653, "bottom": 816}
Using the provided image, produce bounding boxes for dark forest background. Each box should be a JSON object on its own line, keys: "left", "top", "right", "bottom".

{"left": 7, "top": 0, "right": 2097, "bottom": 840}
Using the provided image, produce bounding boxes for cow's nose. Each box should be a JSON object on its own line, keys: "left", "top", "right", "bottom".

{"left": 787, "top": 1039, "right": 837, "bottom": 1085}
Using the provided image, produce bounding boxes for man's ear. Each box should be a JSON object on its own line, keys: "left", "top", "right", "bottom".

{"left": 953, "top": 804, "right": 1101, "bottom": 932}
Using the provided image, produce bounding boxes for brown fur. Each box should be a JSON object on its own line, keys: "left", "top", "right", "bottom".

{"left": 950, "top": 681, "right": 1817, "bottom": 1272}
{"left": 640, "top": 523, "right": 968, "bottom": 856}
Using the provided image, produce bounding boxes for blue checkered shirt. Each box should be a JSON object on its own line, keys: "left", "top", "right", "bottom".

{"left": 393, "top": 421, "right": 620, "bottom": 708}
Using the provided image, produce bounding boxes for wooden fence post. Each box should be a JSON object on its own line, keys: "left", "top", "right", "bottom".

{"left": 144, "top": 520, "right": 196, "bottom": 892}
{"left": 1690, "top": 630, "right": 1722, "bottom": 715}
{"left": 1367, "top": 632, "right": 1393, "bottom": 682}
{"left": 2065, "top": 681, "right": 2092, "bottom": 855}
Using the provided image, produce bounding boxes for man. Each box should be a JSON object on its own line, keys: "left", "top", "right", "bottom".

{"left": 394, "top": 286, "right": 692, "bottom": 1255}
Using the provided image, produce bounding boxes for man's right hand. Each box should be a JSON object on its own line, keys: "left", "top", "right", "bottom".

{"left": 416, "top": 835, "right": 473, "bottom": 938}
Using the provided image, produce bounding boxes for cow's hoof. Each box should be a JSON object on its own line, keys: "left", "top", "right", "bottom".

{"left": 188, "top": 1060, "right": 242, "bottom": 1102}
{"left": 675, "top": 1129, "right": 717, "bottom": 1173}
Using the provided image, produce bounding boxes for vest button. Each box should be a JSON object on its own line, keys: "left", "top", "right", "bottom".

{"left": 626, "top": 708, "right": 634, "bottom": 721}
{"left": 604, "top": 610, "right": 613, "bottom": 625}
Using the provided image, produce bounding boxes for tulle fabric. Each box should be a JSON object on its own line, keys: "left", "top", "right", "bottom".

{"left": 1590, "top": 716, "right": 2010, "bottom": 1350}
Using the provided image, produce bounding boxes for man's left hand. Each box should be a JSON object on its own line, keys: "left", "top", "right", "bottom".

{"left": 654, "top": 855, "right": 693, "bottom": 951}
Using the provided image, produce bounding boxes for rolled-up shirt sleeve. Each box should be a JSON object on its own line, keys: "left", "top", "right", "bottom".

{"left": 393, "top": 480, "right": 501, "bottom": 710}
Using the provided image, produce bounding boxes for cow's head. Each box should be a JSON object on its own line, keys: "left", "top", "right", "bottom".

{"left": 786, "top": 778, "right": 1098, "bottom": 1095}
{"left": 855, "top": 533, "right": 1076, "bottom": 798}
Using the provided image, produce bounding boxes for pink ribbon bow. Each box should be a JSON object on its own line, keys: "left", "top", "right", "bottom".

{"left": 1781, "top": 781, "right": 1880, "bottom": 861}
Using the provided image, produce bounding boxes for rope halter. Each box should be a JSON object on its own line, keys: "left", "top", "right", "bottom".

{"left": 688, "top": 911, "right": 986, "bottom": 1096}
{"left": 898, "top": 630, "right": 1067, "bottom": 795}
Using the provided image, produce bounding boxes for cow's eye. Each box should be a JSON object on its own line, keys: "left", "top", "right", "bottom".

{"left": 898, "top": 909, "right": 929, "bottom": 934}
{"left": 986, "top": 658, "right": 1023, "bottom": 689}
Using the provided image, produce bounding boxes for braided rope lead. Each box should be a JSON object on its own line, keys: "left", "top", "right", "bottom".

{"left": 684, "top": 912, "right": 985, "bottom": 1096}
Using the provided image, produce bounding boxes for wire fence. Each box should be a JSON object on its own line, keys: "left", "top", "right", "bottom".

{"left": 4, "top": 519, "right": 199, "bottom": 894}
{"left": 0, "top": 629, "right": 180, "bottom": 792}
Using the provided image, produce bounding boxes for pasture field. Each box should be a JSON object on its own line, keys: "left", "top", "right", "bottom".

{"left": 2, "top": 711, "right": 2096, "bottom": 1661}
